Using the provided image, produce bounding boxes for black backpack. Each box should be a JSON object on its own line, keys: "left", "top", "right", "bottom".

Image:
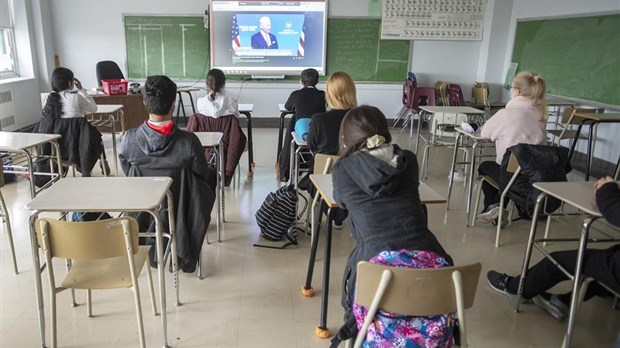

{"left": 255, "top": 184, "right": 307, "bottom": 247}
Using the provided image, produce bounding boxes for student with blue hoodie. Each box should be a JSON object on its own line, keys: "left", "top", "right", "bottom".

{"left": 330, "top": 105, "right": 452, "bottom": 345}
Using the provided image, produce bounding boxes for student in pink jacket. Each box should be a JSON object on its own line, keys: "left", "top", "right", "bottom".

{"left": 477, "top": 71, "right": 548, "bottom": 224}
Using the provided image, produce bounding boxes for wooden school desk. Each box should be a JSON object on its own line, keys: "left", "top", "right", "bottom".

{"left": 86, "top": 104, "right": 125, "bottom": 176}
{"left": 277, "top": 103, "right": 295, "bottom": 161}
{"left": 175, "top": 87, "right": 199, "bottom": 124}
{"left": 0, "top": 132, "right": 63, "bottom": 198}
{"left": 92, "top": 92, "right": 148, "bottom": 130}
{"left": 303, "top": 174, "right": 447, "bottom": 338}
{"left": 514, "top": 181, "right": 620, "bottom": 348}
{"left": 239, "top": 103, "right": 255, "bottom": 177}
{"left": 447, "top": 127, "right": 493, "bottom": 225}
{"left": 566, "top": 112, "right": 620, "bottom": 180}
{"left": 25, "top": 177, "right": 179, "bottom": 348}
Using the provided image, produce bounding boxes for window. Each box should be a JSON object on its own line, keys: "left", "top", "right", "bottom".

{"left": 0, "top": 0, "right": 17, "bottom": 79}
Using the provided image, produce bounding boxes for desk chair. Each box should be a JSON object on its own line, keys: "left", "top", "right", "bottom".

{"left": 35, "top": 217, "right": 156, "bottom": 348}
{"left": 393, "top": 79, "right": 415, "bottom": 128}
{"left": 0, "top": 166, "right": 17, "bottom": 274}
{"left": 420, "top": 112, "right": 469, "bottom": 180}
{"left": 348, "top": 261, "right": 481, "bottom": 348}
{"left": 547, "top": 107, "right": 604, "bottom": 147}
{"left": 472, "top": 153, "right": 521, "bottom": 247}
{"left": 435, "top": 81, "right": 451, "bottom": 106}
{"left": 449, "top": 83, "right": 466, "bottom": 106}
{"left": 95, "top": 61, "right": 124, "bottom": 86}
{"left": 401, "top": 87, "right": 436, "bottom": 137}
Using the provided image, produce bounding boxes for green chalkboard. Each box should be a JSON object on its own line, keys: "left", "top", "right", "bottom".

{"left": 326, "top": 18, "right": 410, "bottom": 81}
{"left": 124, "top": 16, "right": 209, "bottom": 80}
{"left": 124, "top": 16, "right": 410, "bottom": 82}
{"left": 512, "top": 14, "right": 620, "bottom": 106}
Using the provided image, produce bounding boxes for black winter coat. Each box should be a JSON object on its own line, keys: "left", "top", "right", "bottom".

{"left": 499, "top": 144, "right": 570, "bottom": 219}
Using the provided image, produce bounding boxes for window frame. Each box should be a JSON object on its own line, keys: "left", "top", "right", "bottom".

{"left": 0, "top": 0, "right": 18, "bottom": 79}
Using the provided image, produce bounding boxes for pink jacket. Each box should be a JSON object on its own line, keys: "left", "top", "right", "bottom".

{"left": 481, "top": 96, "right": 547, "bottom": 164}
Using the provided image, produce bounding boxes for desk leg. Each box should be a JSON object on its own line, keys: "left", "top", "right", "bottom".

{"left": 277, "top": 112, "right": 287, "bottom": 162}
{"left": 29, "top": 211, "right": 46, "bottom": 348}
{"left": 303, "top": 199, "right": 323, "bottom": 296}
{"left": 220, "top": 142, "right": 226, "bottom": 226}
{"left": 584, "top": 122, "right": 597, "bottom": 181}
{"left": 614, "top": 154, "right": 620, "bottom": 180}
{"left": 152, "top": 208, "right": 170, "bottom": 347}
{"left": 165, "top": 191, "right": 181, "bottom": 306}
{"left": 562, "top": 217, "right": 596, "bottom": 348}
{"left": 466, "top": 141, "right": 480, "bottom": 225}
{"left": 110, "top": 114, "right": 118, "bottom": 176}
{"left": 289, "top": 139, "right": 296, "bottom": 186}
{"left": 446, "top": 133, "right": 463, "bottom": 210}
{"left": 240, "top": 111, "right": 254, "bottom": 177}
{"left": 516, "top": 192, "right": 547, "bottom": 312}
{"left": 317, "top": 207, "right": 334, "bottom": 338}
{"left": 187, "top": 92, "right": 196, "bottom": 114}
{"left": 566, "top": 120, "right": 587, "bottom": 169}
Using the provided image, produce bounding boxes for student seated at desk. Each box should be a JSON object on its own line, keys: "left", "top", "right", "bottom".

{"left": 300, "top": 71, "right": 357, "bottom": 227}
{"left": 330, "top": 105, "right": 452, "bottom": 346}
{"left": 191, "top": 68, "right": 247, "bottom": 186}
{"left": 487, "top": 176, "right": 620, "bottom": 321}
{"left": 36, "top": 67, "right": 108, "bottom": 177}
{"left": 477, "top": 71, "right": 548, "bottom": 224}
{"left": 119, "top": 75, "right": 216, "bottom": 273}
{"left": 277, "top": 68, "right": 326, "bottom": 181}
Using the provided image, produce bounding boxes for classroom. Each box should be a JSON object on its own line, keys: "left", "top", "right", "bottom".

{"left": 0, "top": 0, "right": 619, "bottom": 347}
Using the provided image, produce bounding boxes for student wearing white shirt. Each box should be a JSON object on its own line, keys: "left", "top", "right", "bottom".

{"left": 196, "top": 68, "right": 240, "bottom": 118}
{"left": 42, "top": 67, "right": 98, "bottom": 119}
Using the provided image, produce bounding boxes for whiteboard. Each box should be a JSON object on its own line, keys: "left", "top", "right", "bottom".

{"left": 380, "top": 0, "right": 487, "bottom": 41}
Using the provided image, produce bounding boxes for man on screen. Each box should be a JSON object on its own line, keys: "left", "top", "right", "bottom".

{"left": 251, "top": 16, "right": 279, "bottom": 49}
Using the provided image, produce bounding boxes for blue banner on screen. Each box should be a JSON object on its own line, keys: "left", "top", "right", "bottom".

{"left": 211, "top": 0, "right": 327, "bottom": 76}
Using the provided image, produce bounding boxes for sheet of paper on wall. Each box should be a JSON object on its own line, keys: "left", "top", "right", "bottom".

{"left": 380, "top": 0, "right": 487, "bottom": 41}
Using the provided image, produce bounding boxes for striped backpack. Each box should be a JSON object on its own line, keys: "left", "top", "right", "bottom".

{"left": 255, "top": 184, "right": 306, "bottom": 244}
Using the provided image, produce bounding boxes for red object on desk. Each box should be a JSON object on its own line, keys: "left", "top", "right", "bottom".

{"left": 101, "top": 79, "right": 128, "bottom": 96}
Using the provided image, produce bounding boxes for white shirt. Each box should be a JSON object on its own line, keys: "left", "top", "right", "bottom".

{"left": 58, "top": 89, "right": 98, "bottom": 118}
{"left": 261, "top": 31, "right": 271, "bottom": 47}
{"left": 196, "top": 92, "right": 240, "bottom": 118}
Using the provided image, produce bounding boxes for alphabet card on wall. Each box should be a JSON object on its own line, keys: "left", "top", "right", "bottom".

{"left": 380, "top": 0, "right": 487, "bottom": 41}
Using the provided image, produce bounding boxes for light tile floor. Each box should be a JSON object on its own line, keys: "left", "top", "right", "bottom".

{"left": 0, "top": 128, "right": 618, "bottom": 347}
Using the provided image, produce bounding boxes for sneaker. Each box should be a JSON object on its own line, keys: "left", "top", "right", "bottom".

{"left": 491, "top": 211, "right": 510, "bottom": 228}
{"left": 486, "top": 270, "right": 517, "bottom": 301}
{"left": 532, "top": 294, "right": 570, "bottom": 321}
{"left": 477, "top": 204, "right": 500, "bottom": 224}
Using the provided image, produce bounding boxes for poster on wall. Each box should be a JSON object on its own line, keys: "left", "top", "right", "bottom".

{"left": 380, "top": 0, "right": 487, "bottom": 40}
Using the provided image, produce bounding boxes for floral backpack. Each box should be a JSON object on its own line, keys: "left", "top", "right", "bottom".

{"left": 352, "top": 249, "right": 455, "bottom": 348}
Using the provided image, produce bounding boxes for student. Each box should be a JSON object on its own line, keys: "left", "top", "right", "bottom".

{"left": 487, "top": 176, "right": 620, "bottom": 321}
{"left": 39, "top": 67, "right": 108, "bottom": 176}
{"left": 477, "top": 71, "right": 548, "bottom": 223}
{"left": 119, "top": 75, "right": 216, "bottom": 273}
{"left": 330, "top": 105, "right": 452, "bottom": 345}
{"left": 196, "top": 68, "right": 240, "bottom": 118}
{"left": 43, "top": 67, "right": 98, "bottom": 118}
{"left": 277, "top": 68, "right": 326, "bottom": 181}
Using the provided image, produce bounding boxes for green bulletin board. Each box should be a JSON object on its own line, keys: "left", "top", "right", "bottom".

{"left": 124, "top": 16, "right": 410, "bottom": 82}
{"left": 511, "top": 14, "right": 620, "bottom": 105}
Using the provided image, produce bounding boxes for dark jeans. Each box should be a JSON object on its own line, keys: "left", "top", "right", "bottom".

{"left": 278, "top": 115, "right": 307, "bottom": 181}
{"left": 478, "top": 161, "right": 501, "bottom": 211}
{"left": 507, "top": 246, "right": 620, "bottom": 301}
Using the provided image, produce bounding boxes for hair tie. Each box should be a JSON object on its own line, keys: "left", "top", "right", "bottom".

{"left": 533, "top": 74, "right": 542, "bottom": 82}
{"left": 366, "top": 134, "right": 386, "bottom": 149}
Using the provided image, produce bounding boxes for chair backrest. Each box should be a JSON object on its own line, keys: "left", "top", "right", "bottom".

{"left": 403, "top": 79, "right": 415, "bottom": 108}
{"left": 449, "top": 83, "right": 465, "bottom": 106}
{"left": 35, "top": 217, "right": 139, "bottom": 260}
{"left": 356, "top": 261, "right": 481, "bottom": 316}
{"left": 561, "top": 107, "right": 605, "bottom": 125}
{"left": 472, "top": 82, "right": 489, "bottom": 105}
{"left": 96, "top": 61, "right": 125, "bottom": 86}
{"left": 435, "top": 81, "right": 450, "bottom": 106}
{"left": 314, "top": 154, "right": 339, "bottom": 174}
{"left": 506, "top": 152, "right": 520, "bottom": 173}
{"left": 412, "top": 87, "right": 436, "bottom": 111}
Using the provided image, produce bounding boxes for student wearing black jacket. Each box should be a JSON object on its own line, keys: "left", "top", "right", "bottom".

{"left": 487, "top": 176, "right": 620, "bottom": 321}
{"left": 277, "top": 68, "right": 325, "bottom": 181}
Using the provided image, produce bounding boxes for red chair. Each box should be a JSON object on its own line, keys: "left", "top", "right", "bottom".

{"left": 402, "top": 87, "right": 435, "bottom": 138}
{"left": 449, "top": 84, "right": 465, "bottom": 106}
{"left": 393, "top": 79, "right": 415, "bottom": 127}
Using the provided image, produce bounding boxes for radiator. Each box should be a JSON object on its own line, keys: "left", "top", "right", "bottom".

{"left": 0, "top": 87, "right": 16, "bottom": 131}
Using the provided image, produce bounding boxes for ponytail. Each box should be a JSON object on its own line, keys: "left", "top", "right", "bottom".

{"left": 512, "top": 71, "right": 547, "bottom": 122}
{"left": 42, "top": 92, "right": 63, "bottom": 119}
